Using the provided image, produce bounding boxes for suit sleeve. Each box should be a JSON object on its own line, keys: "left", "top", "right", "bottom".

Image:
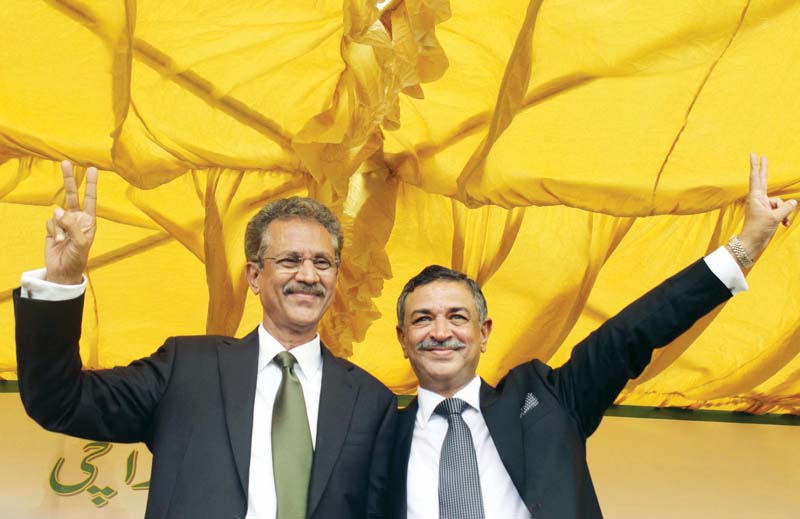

{"left": 14, "top": 288, "right": 174, "bottom": 444}
{"left": 547, "top": 259, "right": 732, "bottom": 438}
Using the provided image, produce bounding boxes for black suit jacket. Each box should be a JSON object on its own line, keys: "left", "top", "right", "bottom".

{"left": 390, "top": 259, "right": 732, "bottom": 519}
{"left": 14, "top": 290, "right": 396, "bottom": 519}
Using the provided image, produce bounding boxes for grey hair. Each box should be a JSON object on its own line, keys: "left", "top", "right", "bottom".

{"left": 244, "top": 197, "right": 343, "bottom": 264}
{"left": 396, "top": 265, "right": 488, "bottom": 326}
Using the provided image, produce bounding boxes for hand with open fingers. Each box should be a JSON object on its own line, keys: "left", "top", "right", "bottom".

{"left": 45, "top": 161, "right": 98, "bottom": 285}
{"left": 737, "top": 152, "right": 798, "bottom": 262}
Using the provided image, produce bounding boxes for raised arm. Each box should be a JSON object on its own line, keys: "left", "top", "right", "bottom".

{"left": 16, "top": 161, "right": 173, "bottom": 443}
{"left": 550, "top": 153, "right": 796, "bottom": 436}
{"left": 44, "top": 160, "right": 98, "bottom": 284}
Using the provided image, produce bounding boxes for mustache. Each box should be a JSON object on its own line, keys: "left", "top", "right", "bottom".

{"left": 283, "top": 281, "right": 326, "bottom": 297}
{"left": 416, "top": 338, "right": 466, "bottom": 351}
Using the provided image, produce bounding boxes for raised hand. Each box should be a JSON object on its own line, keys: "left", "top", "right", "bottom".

{"left": 738, "top": 153, "right": 797, "bottom": 261}
{"left": 45, "top": 161, "right": 98, "bottom": 284}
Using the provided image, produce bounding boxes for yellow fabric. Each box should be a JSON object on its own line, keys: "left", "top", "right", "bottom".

{"left": 1, "top": 0, "right": 798, "bottom": 414}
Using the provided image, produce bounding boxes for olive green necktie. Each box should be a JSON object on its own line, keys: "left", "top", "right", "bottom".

{"left": 272, "top": 351, "right": 313, "bottom": 519}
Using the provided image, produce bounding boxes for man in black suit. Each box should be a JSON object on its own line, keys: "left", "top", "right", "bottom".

{"left": 15, "top": 161, "right": 396, "bottom": 519}
{"left": 390, "top": 154, "right": 797, "bottom": 519}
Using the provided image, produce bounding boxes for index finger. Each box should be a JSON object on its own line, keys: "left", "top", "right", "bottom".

{"left": 83, "top": 166, "right": 98, "bottom": 217}
{"left": 61, "top": 160, "right": 80, "bottom": 211}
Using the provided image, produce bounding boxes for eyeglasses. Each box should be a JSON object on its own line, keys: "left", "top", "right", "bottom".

{"left": 258, "top": 255, "right": 339, "bottom": 273}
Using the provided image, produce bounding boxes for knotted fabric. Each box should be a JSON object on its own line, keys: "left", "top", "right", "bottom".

{"left": 272, "top": 351, "right": 313, "bottom": 518}
{"left": 434, "top": 397, "right": 485, "bottom": 519}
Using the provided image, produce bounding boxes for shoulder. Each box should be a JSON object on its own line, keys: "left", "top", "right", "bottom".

{"left": 495, "top": 357, "right": 553, "bottom": 390}
{"left": 161, "top": 334, "right": 235, "bottom": 351}
{"left": 173, "top": 334, "right": 234, "bottom": 344}
{"left": 487, "top": 358, "right": 569, "bottom": 410}
{"left": 324, "top": 351, "right": 394, "bottom": 400}
{"left": 146, "top": 334, "right": 239, "bottom": 366}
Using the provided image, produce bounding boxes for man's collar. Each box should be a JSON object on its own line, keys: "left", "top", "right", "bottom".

{"left": 257, "top": 325, "right": 322, "bottom": 380}
{"left": 416, "top": 375, "right": 481, "bottom": 428}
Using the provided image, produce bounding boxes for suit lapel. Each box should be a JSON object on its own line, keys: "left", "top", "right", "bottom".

{"left": 307, "top": 345, "right": 358, "bottom": 517}
{"left": 217, "top": 328, "right": 260, "bottom": 499}
{"left": 392, "top": 398, "right": 417, "bottom": 519}
{"left": 480, "top": 379, "right": 525, "bottom": 496}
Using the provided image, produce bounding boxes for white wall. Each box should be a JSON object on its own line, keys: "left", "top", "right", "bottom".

{"left": 589, "top": 416, "right": 800, "bottom": 519}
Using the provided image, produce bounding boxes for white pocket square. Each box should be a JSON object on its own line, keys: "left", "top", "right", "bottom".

{"left": 519, "top": 392, "right": 539, "bottom": 418}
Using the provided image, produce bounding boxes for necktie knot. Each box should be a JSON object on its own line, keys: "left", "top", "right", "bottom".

{"left": 274, "top": 351, "right": 297, "bottom": 371}
{"left": 434, "top": 397, "right": 468, "bottom": 419}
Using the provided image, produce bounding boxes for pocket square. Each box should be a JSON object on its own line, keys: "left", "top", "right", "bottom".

{"left": 519, "top": 392, "right": 539, "bottom": 418}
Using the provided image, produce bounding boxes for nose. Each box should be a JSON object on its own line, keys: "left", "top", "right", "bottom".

{"left": 429, "top": 316, "right": 452, "bottom": 341}
{"left": 294, "top": 258, "right": 321, "bottom": 283}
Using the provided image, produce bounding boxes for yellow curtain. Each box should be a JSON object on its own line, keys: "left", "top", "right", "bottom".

{"left": 1, "top": 0, "right": 799, "bottom": 413}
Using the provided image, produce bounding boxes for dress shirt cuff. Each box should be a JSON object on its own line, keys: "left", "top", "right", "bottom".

{"left": 704, "top": 246, "right": 748, "bottom": 295}
{"left": 20, "top": 268, "right": 87, "bottom": 301}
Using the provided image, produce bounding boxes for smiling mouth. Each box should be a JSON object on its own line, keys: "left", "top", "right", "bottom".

{"left": 427, "top": 348, "right": 457, "bottom": 358}
{"left": 286, "top": 292, "right": 324, "bottom": 305}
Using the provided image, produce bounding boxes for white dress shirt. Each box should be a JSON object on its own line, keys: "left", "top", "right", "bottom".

{"left": 20, "top": 269, "right": 324, "bottom": 519}
{"left": 408, "top": 377, "right": 532, "bottom": 519}
{"left": 246, "top": 325, "right": 322, "bottom": 519}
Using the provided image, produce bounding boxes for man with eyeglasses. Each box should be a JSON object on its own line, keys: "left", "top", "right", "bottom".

{"left": 14, "top": 162, "right": 396, "bottom": 519}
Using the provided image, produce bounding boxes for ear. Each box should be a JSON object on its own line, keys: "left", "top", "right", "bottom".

{"left": 396, "top": 325, "right": 410, "bottom": 359}
{"left": 479, "top": 318, "right": 492, "bottom": 353}
{"left": 245, "top": 262, "right": 261, "bottom": 294}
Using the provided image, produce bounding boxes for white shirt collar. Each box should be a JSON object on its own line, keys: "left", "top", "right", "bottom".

{"left": 256, "top": 325, "right": 322, "bottom": 380}
{"left": 416, "top": 375, "right": 482, "bottom": 429}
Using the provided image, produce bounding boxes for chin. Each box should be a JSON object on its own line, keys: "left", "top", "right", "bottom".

{"left": 424, "top": 368, "right": 458, "bottom": 386}
{"left": 287, "top": 311, "right": 324, "bottom": 328}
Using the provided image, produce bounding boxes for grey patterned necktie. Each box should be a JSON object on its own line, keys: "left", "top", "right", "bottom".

{"left": 272, "top": 351, "right": 312, "bottom": 519}
{"left": 434, "top": 398, "right": 485, "bottom": 519}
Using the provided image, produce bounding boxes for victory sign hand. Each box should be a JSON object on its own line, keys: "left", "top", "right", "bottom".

{"left": 736, "top": 153, "right": 797, "bottom": 262}
{"left": 45, "top": 161, "right": 98, "bottom": 284}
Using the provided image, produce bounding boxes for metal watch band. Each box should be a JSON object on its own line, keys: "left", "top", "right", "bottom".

{"left": 728, "top": 235, "right": 755, "bottom": 269}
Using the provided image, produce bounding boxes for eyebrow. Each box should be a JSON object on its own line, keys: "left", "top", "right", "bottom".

{"left": 274, "top": 251, "right": 334, "bottom": 259}
{"left": 410, "top": 307, "right": 471, "bottom": 317}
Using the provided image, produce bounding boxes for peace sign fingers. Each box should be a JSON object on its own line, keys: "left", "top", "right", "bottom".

{"left": 61, "top": 160, "right": 98, "bottom": 216}
{"left": 44, "top": 161, "right": 100, "bottom": 284}
{"left": 738, "top": 153, "right": 797, "bottom": 264}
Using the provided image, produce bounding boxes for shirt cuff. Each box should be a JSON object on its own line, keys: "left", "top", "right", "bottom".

{"left": 20, "top": 268, "right": 87, "bottom": 301}
{"left": 703, "top": 246, "right": 748, "bottom": 295}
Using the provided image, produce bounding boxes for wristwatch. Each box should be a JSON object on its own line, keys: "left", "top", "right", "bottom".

{"left": 727, "top": 235, "right": 755, "bottom": 269}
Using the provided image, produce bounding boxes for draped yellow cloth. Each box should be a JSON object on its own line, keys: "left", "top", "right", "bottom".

{"left": 1, "top": 0, "right": 799, "bottom": 414}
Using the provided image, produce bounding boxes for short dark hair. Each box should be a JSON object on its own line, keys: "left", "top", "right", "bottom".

{"left": 396, "top": 265, "right": 488, "bottom": 325}
{"left": 244, "top": 197, "right": 343, "bottom": 264}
